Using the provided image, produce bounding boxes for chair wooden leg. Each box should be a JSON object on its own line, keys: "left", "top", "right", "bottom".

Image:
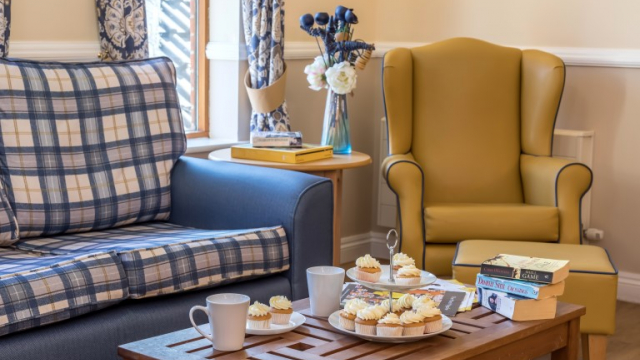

{"left": 581, "top": 334, "right": 608, "bottom": 360}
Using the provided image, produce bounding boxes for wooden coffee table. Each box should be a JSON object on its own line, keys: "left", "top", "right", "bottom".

{"left": 118, "top": 298, "right": 585, "bottom": 360}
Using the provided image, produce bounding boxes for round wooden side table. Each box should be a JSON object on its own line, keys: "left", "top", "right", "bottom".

{"left": 209, "top": 148, "right": 372, "bottom": 266}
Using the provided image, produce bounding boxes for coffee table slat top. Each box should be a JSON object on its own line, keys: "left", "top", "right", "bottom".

{"left": 118, "top": 299, "right": 585, "bottom": 360}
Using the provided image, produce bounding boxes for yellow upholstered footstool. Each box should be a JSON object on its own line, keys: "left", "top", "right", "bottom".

{"left": 452, "top": 240, "right": 617, "bottom": 360}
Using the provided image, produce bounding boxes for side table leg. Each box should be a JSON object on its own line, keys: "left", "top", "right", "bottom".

{"left": 307, "top": 170, "right": 343, "bottom": 266}
{"left": 552, "top": 317, "right": 580, "bottom": 360}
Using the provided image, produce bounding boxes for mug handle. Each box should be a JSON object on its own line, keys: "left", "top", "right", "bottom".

{"left": 189, "top": 305, "right": 214, "bottom": 342}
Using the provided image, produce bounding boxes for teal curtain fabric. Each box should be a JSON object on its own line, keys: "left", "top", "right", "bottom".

{"left": 96, "top": 0, "right": 149, "bottom": 60}
{"left": 242, "top": 0, "right": 291, "bottom": 132}
{"left": 0, "top": 0, "right": 10, "bottom": 57}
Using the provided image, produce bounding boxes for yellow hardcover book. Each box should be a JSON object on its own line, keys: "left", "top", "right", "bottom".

{"left": 231, "top": 144, "right": 333, "bottom": 164}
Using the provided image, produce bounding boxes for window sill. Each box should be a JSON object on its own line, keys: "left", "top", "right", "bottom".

{"left": 186, "top": 137, "right": 246, "bottom": 155}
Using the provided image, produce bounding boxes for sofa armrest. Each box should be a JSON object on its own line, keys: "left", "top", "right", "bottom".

{"left": 169, "top": 156, "right": 333, "bottom": 300}
{"left": 382, "top": 153, "right": 426, "bottom": 267}
{"left": 521, "top": 154, "right": 593, "bottom": 244}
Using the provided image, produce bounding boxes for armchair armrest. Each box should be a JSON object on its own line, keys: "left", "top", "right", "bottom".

{"left": 169, "top": 157, "right": 333, "bottom": 300}
{"left": 521, "top": 154, "right": 593, "bottom": 244}
{"left": 382, "top": 153, "right": 426, "bottom": 267}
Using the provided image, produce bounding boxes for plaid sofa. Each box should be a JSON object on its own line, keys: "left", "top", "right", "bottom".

{"left": 0, "top": 57, "right": 308, "bottom": 339}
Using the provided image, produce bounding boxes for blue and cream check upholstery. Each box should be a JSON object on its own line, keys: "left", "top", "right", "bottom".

{"left": 0, "top": 249, "right": 128, "bottom": 336}
{"left": 0, "top": 182, "right": 18, "bottom": 246}
{"left": 16, "top": 223, "right": 290, "bottom": 298}
{"left": 0, "top": 57, "right": 186, "bottom": 238}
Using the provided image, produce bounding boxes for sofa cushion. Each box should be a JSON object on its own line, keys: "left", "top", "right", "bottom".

{"left": 0, "top": 249, "right": 128, "bottom": 336}
{"left": 425, "top": 203, "right": 559, "bottom": 243}
{"left": 0, "top": 57, "right": 186, "bottom": 239}
{"left": 0, "top": 181, "right": 18, "bottom": 246}
{"left": 16, "top": 222, "right": 290, "bottom": 299}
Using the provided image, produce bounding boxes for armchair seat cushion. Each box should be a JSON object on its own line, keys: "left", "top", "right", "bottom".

{"left": 425, "top": 203, "right": 559, "bottom": 243}
{"left": 15, "top": 222, "right": 289, "bottom": 299}
{"left": 0, "top": 249, "right": 128, "bottom": 336}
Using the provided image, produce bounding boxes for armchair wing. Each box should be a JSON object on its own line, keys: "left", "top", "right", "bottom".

{"left": 521, "top": 154, "right": 593, "bottom": 244}
{"left": 169, "top": 157, "right": 334, "bottom": 300}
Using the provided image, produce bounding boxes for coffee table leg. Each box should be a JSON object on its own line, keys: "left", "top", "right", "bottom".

{"left": 552, "top": 317, "right": 580, "bottom": 360}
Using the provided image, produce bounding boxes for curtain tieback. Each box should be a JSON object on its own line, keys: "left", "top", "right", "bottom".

{"left": 244, "top": 65, "right": 287, "bottom": 114}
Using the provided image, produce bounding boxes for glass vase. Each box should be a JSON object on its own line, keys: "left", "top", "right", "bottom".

{"left": 321, "top": 89, "right": 352, "bottom": 154}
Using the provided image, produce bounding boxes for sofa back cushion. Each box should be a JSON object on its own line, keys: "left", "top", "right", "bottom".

{"left": 0, "top": 57, "right": 186, "bottom": 238}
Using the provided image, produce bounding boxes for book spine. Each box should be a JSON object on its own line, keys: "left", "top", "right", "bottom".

{"left": 518, "top": 269, "right": 554, "bottom": 284}
{"left": 480, "top": 265, "right": 553, "bottom": 284}
{"left": 480, "top": 264, "right": 516, "bottom": 278}
{"left": 476, "top": 274, "right": 540, "bottom": 299}
{"left": 251, "top": 136, "right": 302, "bottom": 147}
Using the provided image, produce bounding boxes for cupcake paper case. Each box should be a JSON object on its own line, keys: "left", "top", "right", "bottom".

{"left": 269, "top": 295, "right": 293, "bottom": 325}
{"left": 376, "top": 313, "right": 403, "bottom": 337}
{"left": 355, "top": 305, "right": 387, "bottom": 335}
{"left": 395, "top": 264, "right": 422, "bottom": 285}
{"left": 416, "top": 305, "right": 444, "bottom": 333}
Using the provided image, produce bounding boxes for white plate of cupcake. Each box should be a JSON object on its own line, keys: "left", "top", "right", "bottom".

{"left": 346, "top": 254, "right": 437, "bottom": 291}
{"left": 328, "top": 295, "right": 453, "bottom": 343}
{"left": 246, "top": 296, "right": 306, "bottom": 335}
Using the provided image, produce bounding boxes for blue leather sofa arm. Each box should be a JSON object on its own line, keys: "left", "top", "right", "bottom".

{"left": 169, "top": 156, "right": 334, "bottom": 300}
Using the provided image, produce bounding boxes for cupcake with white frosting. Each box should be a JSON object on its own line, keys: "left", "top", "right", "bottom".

{"left": 340, "top": 298, "right": 368, "bottom": 331}
{"left": 247, "top": 301, "right": 271, "bottom": 329}
{"left": 354, "top": 254, "right": 382, "bottom": 283}
{"left": 411, "top": 295, "right": 437, "bottom": 311}
{"left": 355, "top": 305, "right": 387, "bottom": 335}
{"left": 392, "top": 252, "right": 415, "bottom": 271}
{"left": 380, "top": 299, "right": 404, "bottom": 316}
{"left": 376, "top": 313, "right": 403, "bottom": 336}
{"left": 416, "top": 305, "right": 443, "bottom": 333}
{"left": 395, "top": 264, "right": 422, "bottom": 285}
{"left": 269, "top": 296, "right": 293, "bottom": 325}
{"left": 400, "top": 310, "right": 426, "bottom": 336}
{"left": 397, "top": 293, "right": 416, "bottom": 312}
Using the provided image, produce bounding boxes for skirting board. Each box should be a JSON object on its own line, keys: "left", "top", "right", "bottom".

{"left": 618, "top": 271, "right": 640, "bottom": 304}
{"left": 340, "top": 232, "right": 390, "bottom": 263}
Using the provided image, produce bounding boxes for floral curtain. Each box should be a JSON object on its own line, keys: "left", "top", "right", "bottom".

{"left": 0, "top": 0, "right": 11, "bottom": 58}
{"left": 242, "top": 0, "right": 290, "bottom": 132}
{"left": 96, "top": 0, "right": 149, "bottom": 60}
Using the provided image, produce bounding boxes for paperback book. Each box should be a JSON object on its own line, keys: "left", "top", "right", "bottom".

{"left": 476, "top": 273, "right": 565, "bottom": 300}
{"left": 477, "top": 287, "right": 557, "bottom": 321}
{"left": 481, "top": 254, "right": 570, "bottom": 284}
{"left": 250, "top": 131, "right": 303, "bottom": 148}
{"left": 231, "top": 144, "right": 333, "bottom": 164}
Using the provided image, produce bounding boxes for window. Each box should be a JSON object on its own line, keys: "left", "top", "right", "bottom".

{"left": 147, "top": 0, "right": 208, "bottom": 138}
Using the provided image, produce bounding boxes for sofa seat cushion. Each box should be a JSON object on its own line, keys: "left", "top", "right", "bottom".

{"left": 424, "top": 203, "right": 559, "bottom": 243}
{"left": 0, "top": 249, "right": 128, "bottom": 336}
{"left": 0, "top": 57, "right": 186, "bottom": 239}
{"left": 15, "top": 222, "right": 290, "bottom": 299}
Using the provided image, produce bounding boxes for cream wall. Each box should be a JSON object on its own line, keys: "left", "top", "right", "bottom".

{"left": 11, "top": 0, "right": 98, "bottom": 41}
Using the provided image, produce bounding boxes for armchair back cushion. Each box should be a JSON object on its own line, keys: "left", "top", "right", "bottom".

{"left": 0, "top": 57, "right": 186, "bottom": 239}
{"left": 410, "top": 39, "right": 523, "bottom": 204}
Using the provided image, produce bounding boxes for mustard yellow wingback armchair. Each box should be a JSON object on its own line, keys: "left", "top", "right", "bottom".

{"left": 382, "top": 38, "right": 593, "bottom": 276}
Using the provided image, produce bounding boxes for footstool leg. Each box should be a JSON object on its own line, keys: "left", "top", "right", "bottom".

{"left": 581, "top": 334, "right": 608, "bottom": 360}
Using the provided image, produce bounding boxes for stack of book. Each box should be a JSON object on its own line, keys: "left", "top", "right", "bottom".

{"left": 232, "top": 131, "right": 333, "bottom": 164}
{"left": 475, "top": 254, "right": 570, "bottom": 321}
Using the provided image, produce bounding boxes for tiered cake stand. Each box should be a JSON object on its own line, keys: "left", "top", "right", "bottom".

{"left": 328, "top": 230, "right": 453, "bottom": 343}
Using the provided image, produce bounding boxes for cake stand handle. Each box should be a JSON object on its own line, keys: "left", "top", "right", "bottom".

{"left": 386, "top": 229, "right": 398, "bottom": 284}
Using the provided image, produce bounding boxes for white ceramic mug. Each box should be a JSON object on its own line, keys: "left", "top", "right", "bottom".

{"left": 189, "top": 293, "right": 250, "bottom": 351}
{"left": 306, "top": 266, "right": 345, "bottom": 316}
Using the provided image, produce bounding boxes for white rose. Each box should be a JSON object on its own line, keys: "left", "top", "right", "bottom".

{"left": 325, "top": 61, "right": 357, "bottom": 94}
{"left": 304, "top": 55, "right": 328, "bottom": 91}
